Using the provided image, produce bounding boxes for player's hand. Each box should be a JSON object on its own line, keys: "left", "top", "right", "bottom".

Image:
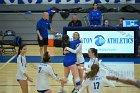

{"left": 39, "top": 36, "right": 43, "bottom": 40}
{"left": 60, "top": 78, "right": 67, "bottom": 84}
{"left": 64, "top": 47, "right": 67, "bottom": 51}
{"left": 64, "top": 50, "right": 69, "bottom": 54}
{"left": 27, "top": 77, "right": 33, "bottom": 82}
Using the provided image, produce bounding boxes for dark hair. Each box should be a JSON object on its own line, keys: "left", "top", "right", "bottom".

{"left": 62, "top": 35, "right": 70, "bottom": 49}
{"left": 17, "top": 44, "right": 26, "bottom": 56}
{"left": 93, "top": 2, "right": 98, "bottom": 6}
{"left": 86, "top": 70, "right": 96, "bottom": 78}
{"left": 73, "top": 32, "right": 80, "bottom": 40}
{"left": 43, "top": 51, "right": 50, "bottom": 63}
{"left": 103, "top": 19, "right": 109, "bottom": 25}
{"left": 89, "top": 48, "right": 98, "bottom": 57}
{"left": 91, "top": 64, "right": 99, "bottom": 73}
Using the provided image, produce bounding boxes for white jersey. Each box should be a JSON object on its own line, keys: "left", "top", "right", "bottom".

{"left": 36, "top": 63, "right": 59, "bottom": 90}
{"left": 78, "top": 76, "right": 115, "bottom": 93}
{"left": 92, "top": 76, "right": 115, "bottom": 93}
{"left": 78, "top": 78, "right": 94, "bottom": 93}
{"left": 16, "top": 55, "right": 27, "bottom": 80}
{"left": 66, "top": 43, "right": 84, "bottom": 64}
{"left": 85, "top": 57, "right": 98, "bottom": 72}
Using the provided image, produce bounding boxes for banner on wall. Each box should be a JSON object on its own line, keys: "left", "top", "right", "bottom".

{"left": 0, "top": 0, "right": 140, "bottom": 4}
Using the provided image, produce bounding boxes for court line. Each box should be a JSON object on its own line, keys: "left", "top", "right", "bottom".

{"left": 0, "top": 55, "right": 17, "bottom": 70}
{"left": 0, "top": 85, "right": 131, "bottom": 87}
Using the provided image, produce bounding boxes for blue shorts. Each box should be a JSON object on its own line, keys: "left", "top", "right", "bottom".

{"left": 63, "top": 61, "right": 76, "bottom": 67}
{"left": 37, "top": 90, "right": 49, "bottom": 93}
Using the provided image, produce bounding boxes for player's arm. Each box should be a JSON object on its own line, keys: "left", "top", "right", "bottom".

{"left": 48, "top": 66, "right": 60, "bottom": 81}
{"left": 66, "top": 43, "right": 82, "bottom": 53}
{"left": 36, "top": 22, "right": 42, "bottom": 40}
{"left": 36, "top": 30, "right": 42, "bottom": 40}
{"left": 106, "top": 76, "right": 137, "bottom": 86}
{"left": 17, "top": 57, "right": 33, "bottom": 82}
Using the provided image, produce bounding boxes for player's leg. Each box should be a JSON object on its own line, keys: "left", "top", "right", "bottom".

{"left": 58, "top": 67, "right": 70, "bottom": 92}
{"left": 18, "top": 80, "right": 28, "bottom": 93}
{"left": 69, "top": 64, "right": 81, "bottom": 90}
{"left": 40, "top": 47, "right": 44, "bottom": 57}
{"left": 79, "top": 64, "right": 84, "bottom": 83}
{"left": 44, "top": 45, "right": 47, "bottom": 54}
{"left": 38, "top": 38, "right": 44, "bottom": 57}
{"left": 43, "top": 38, "right": 48, "bottom": 54}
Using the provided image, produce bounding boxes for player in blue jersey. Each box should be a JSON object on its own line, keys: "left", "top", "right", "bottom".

{"left": 65, "top": 32, "right": 85, "bottom": 83}
{"left": 59, "top": 34, "right": 81, "bottom": 93}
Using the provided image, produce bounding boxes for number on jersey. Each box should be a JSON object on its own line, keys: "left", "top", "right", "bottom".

{"left": 94, "top": 82, "right": 100, "bottom": 89}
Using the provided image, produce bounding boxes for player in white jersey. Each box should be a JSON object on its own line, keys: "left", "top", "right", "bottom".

{"left": 79, "top": 64, "right": 115, "bottom": 93}
{"left": 81, "top": 48, "right": 98, "bottom": 73}
{"left": 78, "top": 64, "right": 99, "bottom": 93}
{"left": 36, "top": 51, "right": 61, "bottom": 93}
{"left": 88, "top": 48, "right": 98, "bottom": 68}
{"left": 16, "top": 44, "right": 33, "bottom": 93}
{"left": 92, "top": 75, "right": 115, "bottom": 93}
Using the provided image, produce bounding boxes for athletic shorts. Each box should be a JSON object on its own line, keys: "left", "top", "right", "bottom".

{"left": 63, "top": 61, "right": 75, "bottom": 67}
{"left": 38, "top": 38, "right": 48, "bottom": 47}
{"left": 37, "top": 90, "right": 49, "bottom": 93}
{"left": 136, "top": 80, "right": 140, "bottom": 88}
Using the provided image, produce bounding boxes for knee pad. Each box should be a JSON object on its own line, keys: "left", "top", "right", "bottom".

{"left": 75, "top": 76, "right": 81, "bottom": 86}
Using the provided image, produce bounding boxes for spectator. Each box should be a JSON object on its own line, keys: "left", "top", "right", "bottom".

{"left": 88, "top": 3, "right": 102, "bottom": 26}
{"left": 116, "top": 17, "right": 125, "bottom": 27}
{"left": 68, "top": 14, "right": 82, "bottom": 27}
{"left": 103, "top": 19, "right": 111, "bottom": 27}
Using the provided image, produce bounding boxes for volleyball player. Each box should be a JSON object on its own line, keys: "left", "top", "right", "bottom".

{"left": 78, "top": 64, "right": 99, "bottom": 93}
{"left": 36, "top": 51, "right": 61, "bottom": 93}
{"left": 66, "top": 32, "right": 85, "bottom": 83}
{"left": 16, "top": 44, "right": 33, "bottom": 93}
{"left": 59, "top": 34, "right": 81, "bottom": 93}
{"left": 92, "top": 74, "right": 115, "bottom": 93}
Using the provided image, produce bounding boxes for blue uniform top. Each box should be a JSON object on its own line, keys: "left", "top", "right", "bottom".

{"left": 63, "top": 40, "right": 81, "bottom": 67}
{"left": 89, "top": 10, "right": 102, "bottom": 25}
{"left": 36, "top": 18, "right": 51, "bottom": 38}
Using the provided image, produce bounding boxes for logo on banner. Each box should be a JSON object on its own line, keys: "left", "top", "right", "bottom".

{"left": 94, "top": 35, "right": 106, "bottom": 46}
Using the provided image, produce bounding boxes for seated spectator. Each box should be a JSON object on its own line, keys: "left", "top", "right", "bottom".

{"left": 88, "top": 3, "right": 102, "bottom": 26}
{"left": 116, "top": 17, "right": 125, "bottom": 27}
{"left": 103, "top": 19, "right": 111, "bottom": 27}
{"left": 68, "top": 14, "right": 82, "bottom": 27}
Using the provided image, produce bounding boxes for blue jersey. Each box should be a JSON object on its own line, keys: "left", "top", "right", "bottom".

{"left": 89, "top": 10, "right": 102, "bottom": 25}
{"left": 36, "top": 18, "right": 51, "bottom": 38}
{"left": 63, "top": 40, "right": 81, "bottom": 67}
